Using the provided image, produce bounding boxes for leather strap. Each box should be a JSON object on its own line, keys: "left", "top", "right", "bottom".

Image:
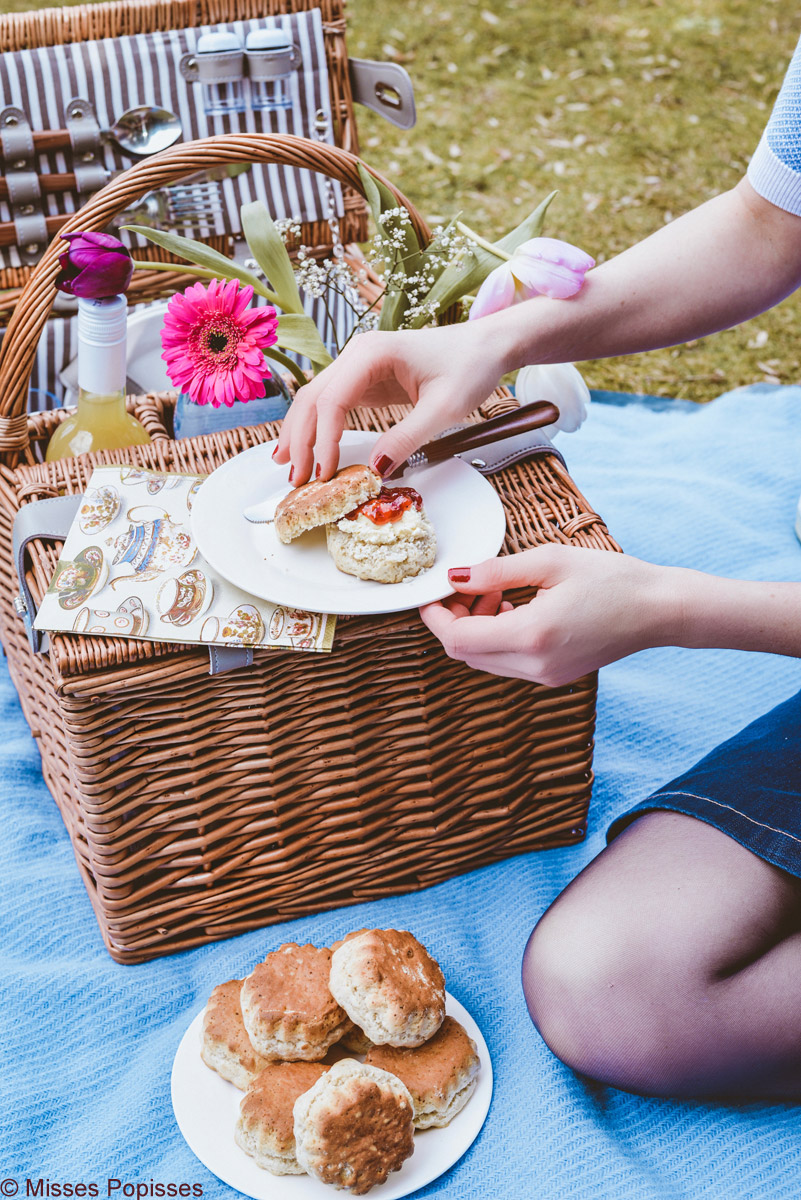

{"left": 455, "top": 427, "right": 566, "bottom": 474}
{"left": 13, "top": 495, "right": 81, "bottom": 654}
{"left": 0, "top": 107, "right": 48, "bottom": 265}
{"left": 0, "top": 107, "right": 35, "bottom": 165}
{"left": 12, "top": 495, "right": 254, "bottom": 675}
{"left": 349, "top": 59, "right": 416, "bottom": 130}
{"left": 65, "top": 98, "right": 103, "bottom": 161}
{"left": 207, "top": 645, "right": 254, "bottom": 675}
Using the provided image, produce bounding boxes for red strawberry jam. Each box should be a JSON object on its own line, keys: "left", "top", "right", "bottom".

{"left": 344, "top": 486, "right": 424, "bottom": 525}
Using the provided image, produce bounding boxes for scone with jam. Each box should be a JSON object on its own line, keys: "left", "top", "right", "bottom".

{"left": 326, "top": 486, "right": 436, "bottom": 584}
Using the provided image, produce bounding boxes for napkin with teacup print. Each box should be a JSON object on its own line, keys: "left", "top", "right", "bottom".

{"left": 34, "top": 466, "right": 336, "bottom": 653}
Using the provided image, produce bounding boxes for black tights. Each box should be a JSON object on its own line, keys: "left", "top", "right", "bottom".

{"left": 522, "top": 811, "right": 801, "bottom": 1100}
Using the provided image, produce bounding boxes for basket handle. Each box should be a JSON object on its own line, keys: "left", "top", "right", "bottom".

{"left": 0, "top": 133, "right": 432, "bottom": 455}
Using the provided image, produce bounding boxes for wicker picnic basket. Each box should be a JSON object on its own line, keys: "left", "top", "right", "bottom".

{"left": 0, "top": 134, "right": 621, "bottom": 963}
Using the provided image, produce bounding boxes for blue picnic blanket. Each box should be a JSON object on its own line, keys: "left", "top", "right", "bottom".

{"left": 2, "top": 383, "right": 801, "bottom": 1199}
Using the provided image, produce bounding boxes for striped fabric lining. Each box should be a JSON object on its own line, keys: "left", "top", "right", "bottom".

{"left": 0, "top": 8, "right": 343, "bottom": 272}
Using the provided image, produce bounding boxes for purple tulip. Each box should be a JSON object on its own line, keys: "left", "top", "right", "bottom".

{"left": 56, "top": 231, "right": 134, "bottom": 298}
{"left": 469, "top": 236, "right": 595, "bottom": 320}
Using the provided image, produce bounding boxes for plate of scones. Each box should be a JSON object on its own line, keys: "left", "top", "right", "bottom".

{"left": 171, "top": 928, "right": 493, "bottom": 1198}
{"left": 190, "top": 431, "right": 507, "bottom": 615}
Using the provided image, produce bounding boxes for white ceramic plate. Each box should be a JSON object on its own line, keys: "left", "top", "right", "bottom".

{"left": 171, "top": 992, "right": 493, "bottom": 1200}
{"left": 190, "top": 432, "right": 507, "bottom": 615}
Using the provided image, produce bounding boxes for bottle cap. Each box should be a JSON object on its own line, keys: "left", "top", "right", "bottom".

{"left": 246, "top": 28, "right": 293, "bottom": 51}
{"left": 77, "top": 295, "right": 127, "bottom": 396}
{"left": 197, "top": 31, "right": 242, "bottom": 54}
{"left": 77, "top": 294, "right": 127, "bottom": 346}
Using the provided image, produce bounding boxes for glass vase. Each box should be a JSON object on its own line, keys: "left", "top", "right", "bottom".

{"left": 173, "top": 373, "right": 292, "bottom": 440}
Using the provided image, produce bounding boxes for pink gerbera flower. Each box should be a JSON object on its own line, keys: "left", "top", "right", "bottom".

{"left": 161, "top": 278, "right": 279, "bottom": 407}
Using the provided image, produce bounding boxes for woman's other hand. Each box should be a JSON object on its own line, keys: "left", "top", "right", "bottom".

{"left": 420, "top": 546, "right": 683, "bottom": 686}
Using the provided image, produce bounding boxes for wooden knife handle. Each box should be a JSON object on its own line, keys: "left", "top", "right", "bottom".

{"left": 31, "top": 129, "right": 73, "bottom": 153}
{"left": 0, "top": 173, "right": 82, "bottom": 201}
{"left": 421, "top": 400, "right": 561, "bottom": 462}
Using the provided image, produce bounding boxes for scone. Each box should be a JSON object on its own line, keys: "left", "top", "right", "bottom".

{"left": 329, "top": 928, "right": 446, "bottom": 1047}
{"left": 339, "top": 1025, "right": 374, "bottom": 1055}
{"left": 240, "top": 943, "right": 352, "bottom": 1061}
{"left": 293, "top": 1059, "right": 415, "bottom": 1194}
{"left": 326, "top": 486, "right": 436, "bottom": 584}
{"left": 365, "top": 1015, "right": 480, "bottom": 1128}
{"left": 235, "top": 1060, "right": 329, "bottom": 1174}
{"left": 329, "top": 932, "right": 374, "bottom": 1052}
{"left": 274, "top": 464, "right": 381, "bottom": 544}
{"left": 200, "top": 978, "right": 270, "bottom": 1090}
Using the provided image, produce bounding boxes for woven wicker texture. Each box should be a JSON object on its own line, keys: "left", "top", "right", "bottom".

{"left": 0, "top": 133, "right": 621, "bottom": 963}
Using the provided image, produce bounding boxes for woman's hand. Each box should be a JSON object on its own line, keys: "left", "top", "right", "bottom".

{"left": 271, "top": 322, "right": 508, "bottom": 484}
{"left": 420, "top": 546, "right": 684, "bottom": 686}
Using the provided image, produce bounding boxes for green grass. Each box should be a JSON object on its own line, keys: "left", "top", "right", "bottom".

{"left": 5, "top": 0, "right": 799, "bottom": 400}
{"left": 346, "top": 0, "right": 801, "bottom": 401}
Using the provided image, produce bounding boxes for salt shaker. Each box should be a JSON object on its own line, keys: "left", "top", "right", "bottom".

{"left": 245, "top": 28, "right": 297, "bottom": 111}
{"left": 196, "top": 32, "right": 247, "bottom": 117}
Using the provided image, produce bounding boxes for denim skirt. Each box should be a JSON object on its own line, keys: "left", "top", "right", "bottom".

{"left": 607, "top": 688, "right": 801, "bottom": 879}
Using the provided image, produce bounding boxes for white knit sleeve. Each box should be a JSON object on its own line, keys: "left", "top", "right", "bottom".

{"left": 747, "top": 34, "right": 801, "bottom": 216}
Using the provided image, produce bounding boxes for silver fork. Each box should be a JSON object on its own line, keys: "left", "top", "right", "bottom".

{"left": 112, "top": 181, "right": 222, "bottom": 231}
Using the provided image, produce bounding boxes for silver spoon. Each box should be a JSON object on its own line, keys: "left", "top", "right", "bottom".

{"left": 109, "top": 106, "right": 182, "bottom": 156}
{"left": 32, "top": 106, "right": 182, "bottom": 157}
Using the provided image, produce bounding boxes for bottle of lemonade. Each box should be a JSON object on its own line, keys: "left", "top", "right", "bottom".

{"left": 46, "top": 295, "right": 151, "bottom": 461}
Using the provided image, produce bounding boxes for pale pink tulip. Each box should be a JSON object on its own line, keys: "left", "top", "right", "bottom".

{"left": 469, "top": 237, "right": 594, "bottom": 320}
{"left": 515, "top": 362, "right": 591, "bottom": 434}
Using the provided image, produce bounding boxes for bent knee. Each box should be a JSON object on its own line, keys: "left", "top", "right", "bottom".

{"left": 522, "top": 900, "right": 684, "bottom": 1089}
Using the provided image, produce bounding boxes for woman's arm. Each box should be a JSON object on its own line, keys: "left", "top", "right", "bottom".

{"left": 275, "top": 180, "right": 801, "bottom": 482}
{"left": 491, "top": 178, "right": 801, "bottom": 371}
{"left": 419, "top": 547, "right": 801, "bottom": 687}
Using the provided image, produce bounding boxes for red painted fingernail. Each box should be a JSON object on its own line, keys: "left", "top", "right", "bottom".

{"left": 373, "top": 454, "right": 394, "bottom": 477}
{"left": 272, "top": 444, "right": 280, "bottom": 459}
{"left": 448, "top": 568, "right": 471, "bottom": 583}
{"left": 315, "top": 463, "right": 322, "bottom": 479}
{"left": 289, "top": 467, "right": 295, "bottom": 484}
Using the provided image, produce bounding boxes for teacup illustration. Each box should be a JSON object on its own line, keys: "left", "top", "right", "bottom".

{"left": 201, "top": 604, "right": 265, "bottom": 647}
{"left": 50, "top": 546, "right": 108, "bottom": 610}
{"left": 185, "top": 479, "right": 203, "bottom": 513}
{"left": 156, "top": 570, "right": 213, "bottom": 627}
{"left": 269, "top": 606, "right": 321, "bottom": 647}
{"left": 119, "top": 466, "right": 181, "bottom": 496}
{"left": 109, "top": 509, "right": 195, "bottom": 584}
{"left": 73, "top": 596, "right": 149, "bottom": 637}
{"left": 78, "top": 485, "right": 120, "bottom": 535}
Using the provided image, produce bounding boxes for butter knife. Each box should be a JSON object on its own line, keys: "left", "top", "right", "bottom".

{"left": 387, "top": 400, "right": 560, "bottom": 478}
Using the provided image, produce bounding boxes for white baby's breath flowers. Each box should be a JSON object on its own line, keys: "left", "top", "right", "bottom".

{"left": 515, "top": 362, "right": 591, "bottom": 435}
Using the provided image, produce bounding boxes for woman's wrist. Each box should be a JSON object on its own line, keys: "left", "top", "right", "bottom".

{"left": 658, "top": 568, "right": 801, "bottom": 657}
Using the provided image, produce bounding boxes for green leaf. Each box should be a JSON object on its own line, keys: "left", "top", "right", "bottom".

{"left": 357, "top": 163, "right": 384, "bottom": 228}
{"left": 240, "top": 201, "right": 305, "bottom": 315}
{"left": 123, "top": 225, "right": 272, "bottom": 298}
{"left": 262, "top": 346, "right": 309, "bottom": 389}
{"left": 276, "top": 314, "right": 333, "bottom": 369}
{"left": 407, "top": 191, "right": 559, "bottom": 328}
{"left": 495, "top": 189, "right": 558, "bottom": 253}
